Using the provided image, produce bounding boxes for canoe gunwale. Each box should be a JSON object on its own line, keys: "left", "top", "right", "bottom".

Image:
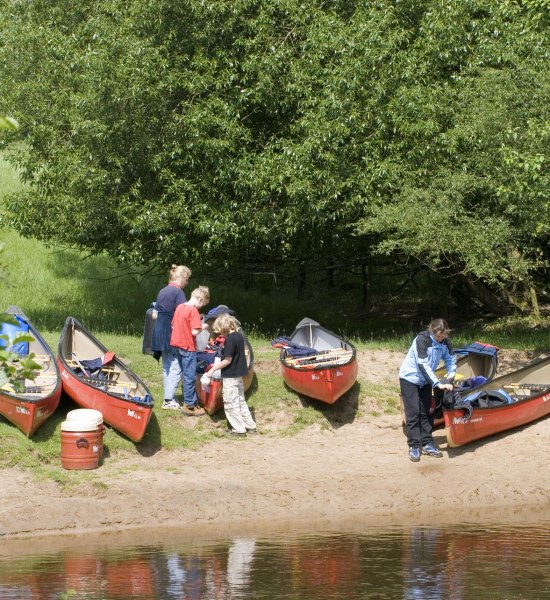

{"left": 62, "top": 370, "right": 153, "bottom": 408}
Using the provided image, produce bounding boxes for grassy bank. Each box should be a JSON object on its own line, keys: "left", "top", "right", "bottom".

{"left": 1, "top": 153, "right": 549, "bottom": 484}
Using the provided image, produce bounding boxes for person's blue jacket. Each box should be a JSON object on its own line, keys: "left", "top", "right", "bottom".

{"left": 399, "top": 330, "right": 456, "bottom": 388}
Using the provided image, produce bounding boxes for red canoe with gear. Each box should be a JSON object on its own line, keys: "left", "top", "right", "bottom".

{"left": 275, "top": 317, "right": 357, "bottom": 404}
{"left": 195, "top": 305, "right": 255, "bottom": 415}
{"left": 58, "top": 317, "right": 154, "bottom": 442}
{"left": 0, "top": 305, "right": 62, "bottom": 437}
{"left": 443, "top": 355, "right": 550, "bottom": 447}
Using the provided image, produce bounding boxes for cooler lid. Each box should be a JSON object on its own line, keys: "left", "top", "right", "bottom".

{"left": 65, "top": 408, "right": 103, "bottom": 427}
{"left": 61, "top": 420, "right": 102, "bottom": 432}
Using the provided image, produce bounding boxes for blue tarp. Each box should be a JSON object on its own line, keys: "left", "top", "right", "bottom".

{"left": 271, "top": 336, "right": 318, "bottom": 358}
{"left": 0, "top": 316, "right": 30, "bottom": 354}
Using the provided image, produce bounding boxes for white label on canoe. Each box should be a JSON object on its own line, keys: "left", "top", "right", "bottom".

{"left": 452, "top": 417, "right": 483, "bottom": 425}
{"left": 93, "top": 445, "right": 99, "bottom": 453}
{"left": 16, "top": 406, "right": 30, "bottom": 414}
{"left": 127, "top": 409, "right": 141, "bottom": 420}
{"left": 311, "top": 374, "right": 320, "bottom": 380}
{"left": 336, "top": 370, "right": 343, "bottom": 376}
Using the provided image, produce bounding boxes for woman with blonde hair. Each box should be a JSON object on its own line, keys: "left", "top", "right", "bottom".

{"left": 151, "top": 264, "right": 191, "bottom": 409}
{"left": 207, "top": 313, "right": 256, "bottom": 436}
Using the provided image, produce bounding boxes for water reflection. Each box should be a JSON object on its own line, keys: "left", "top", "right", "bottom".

{"left": 0, "top": 519, "right": 549, "bottom": 599}
{"left": 285, "top": 536, "right": 362, "bottom": 597}
{"left": 227, "top": 538, "right": 255, "bottom": 595}
{"left": 404, "top": 528, "right": 447, "bottom": 599}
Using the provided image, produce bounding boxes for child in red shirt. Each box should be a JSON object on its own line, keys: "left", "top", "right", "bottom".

{"left": 170, "top": 286, "right": 210, "bottom": 416}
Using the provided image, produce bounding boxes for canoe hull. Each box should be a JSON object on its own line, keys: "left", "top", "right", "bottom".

{"left": 0, "top": 306, "right": 62, "bottom": 437}
{"left": 280, "top": 318, "right": 358, "bottom": 404}
{"left": 0, "top": 390, "right": 61, "bottom": 438}
{"left": 281, "top": 360, "right": 358, "bottom": 404}
{"left": 59, "top": 364, "right": 153, "bottom": 442}
{"left": 58, "top": 318, "right": 154, "bottom": 442}
{"left": 445, "top": 390, "right": 550, "bottom": 447}
{"left": 444, "top": 355, "right": 550, "bottom": 447}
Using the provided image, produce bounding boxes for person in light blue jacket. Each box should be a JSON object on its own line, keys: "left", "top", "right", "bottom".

{"left": 399, "top": 318, "right": 456, "bottom": 462}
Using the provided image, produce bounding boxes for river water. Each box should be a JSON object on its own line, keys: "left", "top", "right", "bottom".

{"left": 0, "top": 515, "right": 549, "bottom": 599}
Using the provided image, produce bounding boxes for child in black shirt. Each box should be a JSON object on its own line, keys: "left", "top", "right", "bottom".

{"left": 207, "top": 314, "right": 256, "bottom": 437}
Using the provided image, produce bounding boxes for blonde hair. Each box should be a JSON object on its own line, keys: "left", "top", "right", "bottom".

{"left": 213, "top": 313, "right": 239, "bottom": 335}
{"left": 169, "top": 264, "right": 191, "bottom": 286}
{"left": 190, "top": 285, "right": 210, "bottom": 304}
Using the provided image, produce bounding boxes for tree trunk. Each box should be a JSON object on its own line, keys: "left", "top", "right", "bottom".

{"left": 526, "top": 282, "right": 541, "bottom": 320}
{"left": 454, "top": 276, "right": 510, "bottom": 315}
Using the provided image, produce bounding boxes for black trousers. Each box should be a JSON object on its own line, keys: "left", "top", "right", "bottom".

{"left": 400, "top": 378, "right": 434, "bottom": 448}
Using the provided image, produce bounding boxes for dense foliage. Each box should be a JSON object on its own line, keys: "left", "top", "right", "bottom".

{"left": 0, "top": 0, "right": 548, "bottom": 313}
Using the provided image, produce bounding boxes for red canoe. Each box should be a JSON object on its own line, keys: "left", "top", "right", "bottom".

{"left": 0, "top": 306, "right": 62, "bottom": 437}
{"left": 444, "top": 355, "right": 550, "bottom": 447}
{"left": 278, "top": 318, "right": 357, "bottom": 404}
{"left": 58, "top": 317, "right": 154, "bottom": 442}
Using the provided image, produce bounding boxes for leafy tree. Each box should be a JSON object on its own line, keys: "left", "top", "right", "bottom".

{"left": 355, "top": 1, "right": 549, "bottom": 313}
{"left": 0, "top": 0, "right": 548, "bottom": 313}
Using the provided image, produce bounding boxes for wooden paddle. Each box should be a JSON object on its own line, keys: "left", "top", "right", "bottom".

{"left": 284, "top": 349, "right": 352, "bottom": 365}
{"left": 507, "top": 383, "right": 550, "bottom": 391}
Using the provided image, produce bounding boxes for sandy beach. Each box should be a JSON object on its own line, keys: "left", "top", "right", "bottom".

{"left": 1, "top": 348, "right": 549, "bottom": 543}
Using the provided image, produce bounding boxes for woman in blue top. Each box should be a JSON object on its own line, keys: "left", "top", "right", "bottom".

{"left": 399, "top": 318, "right": 456, "bottom": 462}
{"left": 151, "top": 264, "right": 191, "bottom": 409}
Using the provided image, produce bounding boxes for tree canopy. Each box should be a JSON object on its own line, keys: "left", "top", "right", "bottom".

{"left": 0, "top": 0, "right": 548, "bottom": 312}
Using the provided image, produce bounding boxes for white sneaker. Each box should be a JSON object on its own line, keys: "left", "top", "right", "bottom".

{"left": 162, "top": 400, "right": 180, "bottom": 410}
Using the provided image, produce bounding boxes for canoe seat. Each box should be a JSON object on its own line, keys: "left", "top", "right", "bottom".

{"left": 65, "top": 359, "right": 120, "bottom": 381}
{"left": 21, "top": 354, "right": 52, "bottom": 370}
